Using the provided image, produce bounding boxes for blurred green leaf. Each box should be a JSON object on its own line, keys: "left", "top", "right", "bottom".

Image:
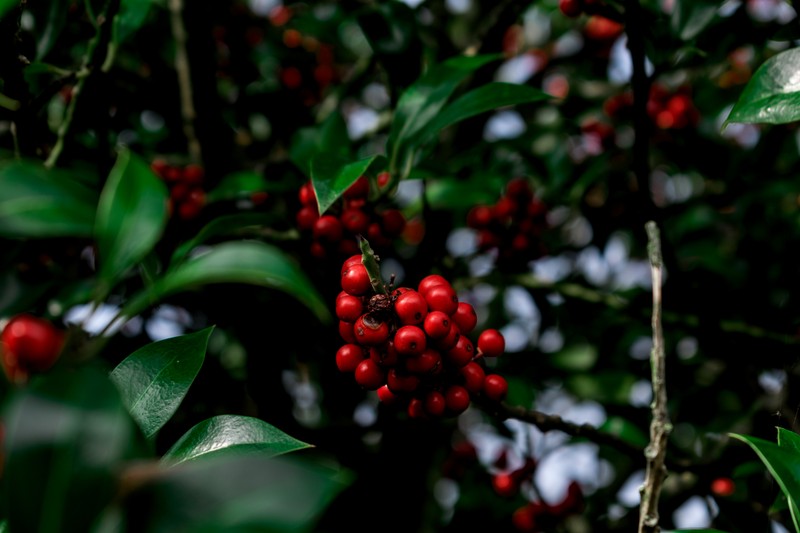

{"left": 730, "top": 432, "right": 800, "bottom": 532}
{"left": 778, "top": 427, "right": 800, "bottom": 453}
{"left": 2, "top": 367, "right": 145, "bottom": 533}
{"left": 36, "top": 0, "right": 69, "bottom": 59}
{"left": 122, "top": 455, "right": 349, "bottom": 532}
{"left": 727, "top": 48, "right": 800, "bottom": 125}
{"left": 95, "top": 148, "right": 168, "bottom": 289}
{"left": 311, "top": 154, "right": 385, "bottom": 214}
{"left": 671, "top": 0, "right": 718, "bottom": 41}
{"left": 170, "top": 213, "right": 279, "bottom": 265}
{"left": 205, "top": 171, "right": 268, "bottom": 203}
{"left": 123, "top": 241, "right": 331, "bottom": 323}
{"left": 115, "top": 0, "right": 154, "bottom": 43}
{"left": 600, "top": 416, "right": 649, "bottom": 448}
{"left": 110, "top": 328, "right": 212, "bottom": 439}
{"left": 0, "top": 160, "right": 98, "bottom": 238}
{"left": 163, "top": 415, "right": 312, "bottom": 466}
{"left": 426, "top": 176, "right": 503, "bottom": 210}
{"left": 551, "top": 344, "right": 598, "bottom": 371}
{"left": 290, "top": 112, "right": 350, "bottom": 175}
{"left": 0, "top": 0, "right": 16, "bottom": 18}
{"left": 417, "top": 82, "right": 552, "bottom": 146}
{"left": 566, "top": 372, "right": 637, "bottom": 405}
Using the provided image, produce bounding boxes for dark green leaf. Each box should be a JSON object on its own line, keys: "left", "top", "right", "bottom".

{"left": 670, "top": 0, "right": 718, "bottom": 41}
{"left": 170, "top": 213, "right": 279, "bottom": 265}
{"left": 599, "top": 416, "right": 649, "bottom": 448}
{"left": 730, "top": 432, "right": 800, "bottom": 532}
{"left": 726, "top": 48, "right": 800, "bottom": 125}
{"left": 122, "top": 455, "right": 350, "bottom": 533}
{"left": 205, "top": 171, "right": 269, "bottom": 203}
{"left": 163, "top": 415, "right": 312, "bottom": 466}
{"left": 123, "top": 241, "right": 331, "bottom": 323}
{"left": 289, "top": 112, "right": 350, "bottom": 174}
{"left": 425, "top": 176, "right": 504, "bottom": 210}
{"left": 0, "top": 0, "right": 16, "bottom": 18}
{"left": 36, "top": 0, "right": 69, "bottom": 59}
{"left": 115, "top": 0, "right": 154, "bottom": 43}
{"left": 356, "top": 3, "right": 421, "bottom": 89}
{"left": 311, "top": 154, "right": 385, "bottom": 214}
{"left": 95, "top": 148, "right": 169, "bottom": 288}
{"left": 552, "top": 344, "right": 598, "bottom": 371}
{"left": 110, "top": 328, "right": 212, "bottom": 439}
{"left": 566, "top": 372, "right": 637, "bottom": 405}
{"left": 778, "top": 427, "right": 800, "bottom": 453}
{"left": 416, "top": 82, "right": 552, "bottom": 146}
{"left": 2, "top": 367, "right": 145, "bottom": 533}
{"left": 0, "top": 160, "right": 98, "bottom": 238}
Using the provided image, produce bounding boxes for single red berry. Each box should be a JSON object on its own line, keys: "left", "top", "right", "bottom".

{"left": 344, "top": 176, "right": 370, "bottom": 199}
{"left": 460, "top": 362, "right": 485, "bottom": 394}
{"left": 435, "top": 324, "right": 461, "bottom": 352}
{"left": 445, "top": 385, "right": 471, "bottom": 415}
{"left": 711, "top": 477, "right": 736, "bottom": 497}
{"left": 296, "top": 206, "right": 319, "bottom": 231}
{"left": 354, "top": 314, "right": 389, "bottom": 345}
{"left": 559, "top": 0, "right": 583, "bottom": 17}
{"left": 186, "top": 188, "right": 206, "bottom": 208}
{"left": 336, "top": 344, "right": 367, "bottom": 373}
{"left": 550, "top": 481, "right": 584, "bottom": 515}
{"left": 377, "top": 171, "right": 391, "bottom": 189}
{"left": 341, "top": 254, "right": 363, "bottom": 274}
{"left": 313, "top": 215, "right": 343, "bottom": 243}
{"left": 466, "top": 205, "right": 494, "bottom": 229}
{"left": 394, "top": 325, "right": 427, "bottom": 357}
{"left": 150, "top": 158, "right": 169, "bottom": 177}
{"left": 387, "top": 369, "right": 420, "bottom": 394}
{"left": 336, "top": 291, "right": 364, "bottom": 322}
{"left": 354, "top": 359, "right": 385, "bottom": 390}
{"left": 512, "top": 504, "right": 542, "bottom": 532}
{"left": 394, "top": 290, "right": 428, "bottom": 325}
{"left": 452, "top": 302, "right": 478, "bottom": 334}
{"left": 339, "top": 321, "right": 357, "bottom": 344}
{"left": 310, "top": 241, "right": 327, "bottom": 259}
{"left": 341, "top": 263, "right": 371, "bottom": 296}
{"left": 370, "top": 340, "right": 399, "bottom": 367}
{"left": 425, "top": 284, "right": 459, "bottom": 316}
{"left": 478, "top": 329, "right": 505, "bottom": 357}
{"left": 380, "top": 209, "right": 406, "bottom": 238}
{"left": 299, "top": 181, "right": 316, "bottom": 206}
{"left": 493, "top": 197, "right": 518, "bottom": 221}
{"left": 425, "top": 391, "right": 446, "bottom": 417}
{"left": 506, "top": 178, "right": 532, "bottom": 202}
{"left": 446, "top": 335, "right": 474, "bottom": 368}
{"left": 183, "top": 164, "right": 204, "bottom": 185}
{"left": 1, "top": 314, "right": 64, "bottom": 378}
{"left": 483, "top": 374, "right": 508, "bottom": 402}
{"left": 511, "top": 233, "right": 529, "bottom": 252}
{"left": 340, "top": 209, "right": 370, "bottom": 235}
{"left": 178, "top": 199, "right": 202, "bottom": 220}
{"left": 164, "top": 166, "right": 183, "bottom": 182}
{"left": 377, "top": 384, "right": 398, "bottom": 405}
{"left": 423, "top": 311, "right": 451, "bottom": 339}
{"left": 171, "top": 182, "right": 191, "bottom": 202}
{"left": 280, "top": 66, "right": 302, "bottom": 88}
{"left": 492, "top": 472, "right": 518, "bottom": 498}
{"left": 367, "top": 222, "right": 390, "bottom": 248}
{"left": 418, "top": 274, "right": 449, "bottom": 296}
{"left": 408, "top": 397, "right": 427, "bottom": 419}
{"left": 405, "top": 348, "right": 442, "bottom": 375}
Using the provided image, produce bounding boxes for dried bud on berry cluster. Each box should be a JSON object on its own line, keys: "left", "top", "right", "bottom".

{"left": 151, "top": 159, "right": 206, "bottom": 220}
{"left": 297, "top": 177, "right": 406, "bottom": 259}
{"left": 467, "top": 178, "right": 548, "bottom": 267}
{"left": 335, "top": 254, "right": 509, "bottom": 419}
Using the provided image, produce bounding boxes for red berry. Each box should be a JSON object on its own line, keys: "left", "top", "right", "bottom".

{"left": 466, "top": 205, "right": 494, "bottom": 228}
{"left": 377, "top": 171, "right": 391, "bottom": 189}
{"left": 492, "top": 472, "right": 518, "bottom": 498}
{"left": 354, "top": 359, "right": 385, "bottom": 390}
{"left": 711, "top": 477, "right": 736, "bottom": 497}
{"left": 550, "top": 481, "right": 584, "bottom": 515}
{"left": 183, "top": 164, "right": 204, "bottom": 185}
{"left": 296, "top": 206, "right": 319, "bottom": 231}
{"left": 512, "top": 504, "right": 543, "bottom": 532}
{"left": 387, "top": 369, "right": 420, "bottom": 394}
{"left": 353, "top": 314, "right": 389, "bottom": 346}
{"left": 445, "top": 385, "right": 471, "bottom": 415}
{"left": 423, "top": 311, "right": 451, "bottom": 339}
{"left": 394, "top": 325, "right": 427, "bottom": 357}
{"left": 335, "top": 291, "right": 363, "bottom": 322}
{"left": 452, "top": 302, "right": 478, "bottom": 334}
{"left": 1, "top": 314, "right": 64, "bottom": 379}
{"left": 493, "top": 197, "right": 517, "bottom": 221}
{"left": 344, "top": 176, "right": 370, "bottom": 199}
{"left": 171, "top": 182, "right": 190, "bottom": 202}
{"left": 341, "top": 254, "right": 363, "bottom": 274}
{"left": 405, "top": 348, "right": 442, "bottom": 375}
{"left": 418, "top": 274, "right": 449, "bottom": 296}
{"left": 313, "top": 215, "right": 343, "bottom": 243}
{"left": 446, "top": 335, "right": 475, "bottom": 368}
{"left": 150, "top": 158, "right": 169, "bottom": 177}
{"left": 425, "top": 391, "right": 446, "bottom": 417}
{"left": 394, "top": 290, "right": 428, "bottom": 325}
{"left": 483, "top": 374, "right": 508, "bottom": 402}
{"left": 425, "top": 284, "right": 459, "bottom": 316}
{"left": 367, "top": 222, "right": 390, "bottom": 248}
{"left": 435, "top": 324, "right": 461, "bottom": 352}
{"left": 506, "top": 178, "right": 532, "bottom": 202}
{"left": 337, "top": 239, "right": 360, "bottom": 257}
{"left": 338, "top": 321, "right": 357, "bottom": 343}
{"left": 478, "top": 329, "right": 505, "bottom": 357}
{"left": 370, "top": 341, "right": 399, "bottom": 367}
{"left": 164, "top": 166, "right": 183, "bottom": 182}
{"left": 380, "top": 209, "right": 406, "bottom": 238}
{"left": 310, "top": 241, "right": 327, "bottom": 259}
{"left": 336, "top": 344, "right": 367, "bottom": 373}
{"left": 340, "top": 209, "right": 370, "bottom": 235}
{"left": 408, "top": 397, "right": 427, "bottom": 419}
{"left": 460, "top": 362, "right": 485, "bottom": 394}
{"left": 341, "top": 263, "right": 371, "bottom": 296}
{"left": 559, "top": 0, "right": 582, "bottom": 17}
{"left": 299, "top": 181, "right": 316, "bottom": 206}
{"left": 377, "top": 384, "right": 398, "bottom": 405}
{"left": 178, "top": 199, "right": 202, "bottom": 220}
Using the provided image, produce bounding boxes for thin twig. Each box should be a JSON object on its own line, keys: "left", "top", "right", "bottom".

{"left": 168, "top": 0, "right": 202, "bottom": 163}
{"left": 638, "top": 221, "right": 671, "bottom": 533}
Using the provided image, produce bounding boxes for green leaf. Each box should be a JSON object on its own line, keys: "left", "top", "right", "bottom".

{"left": 2, "top": 367, "right": 145, "bottom": 533}
{"left": 670, "top": 0, "right": 718, "bottom": 41}
{"left": 95, "top": 148, "right": 169, "bottom": 288}
{"left": 566, "top": 372, "right": 637, "bottom": 405}
{"left": 0, "top": 0, "right": 17, "bottom": 18}
{"left": 388, "top": 54, "right": 500, "bottom": 176}
{"left": 416, "top": 82, "right": 552, "bottom": 146}
{"left": 730, "top": 432, "right": 800, "bottom": 532}
{"left": 289, "top": 112, "right": 351, "bottom": 174}
{"left": 311, "top": 154, "right": 385, "bottom": 215}
{"left": 726, "top": 48, "right": 800, "bottom": 125}
{"left": 121, "top": 455, "right": 350, "bottom": 532}
{"left": 599, "top": 416, "right": 649, "bottom": 448}
{"left": 170, "top": 212, "right": 279, "bottom": 265}
{"left": 205, "top": 171, "right": 269, "bottom": 203}
{"left": 779, "top": 427, "right": 800, "bottom": 453}
{"left": 552, "top": 344, "right": 598, "bottom": 371}
{"left": 425, "top": 176, "right": 504, "bottom": 210}
{"left": 36, "top": 0, "right": 69, "bottom": 59}
{"left": 163, "top": 415, "right": 312, "bottom": 466}
{"left": 0, "top": 160, "right": 99, "bottom": 238}
{"left": 110, "top": 328, "right": 212, "bottom": 439}
{"left": 122, "top": 241, "right": 331, "bottom": 323}
{"left": 115, "top": 0, "right": 154, "bottom": 43}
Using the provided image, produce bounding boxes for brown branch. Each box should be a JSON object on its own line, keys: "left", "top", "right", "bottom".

{"left": 638, "top": 221, "right": 671, "bottom": 533}
{"left": 168, "top": 0, "right": 202, "bottom": 163}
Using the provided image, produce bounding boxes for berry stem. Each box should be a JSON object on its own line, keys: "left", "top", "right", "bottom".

{"left": 358, "top": 236, "right": 388, "bottom": 296}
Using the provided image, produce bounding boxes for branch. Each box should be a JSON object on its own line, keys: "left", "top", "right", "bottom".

{"left": 638, "top": 221, "right": 671, "bottom": 533}
{"left": 168, "top": 0, "right": 202, "bottom": 163}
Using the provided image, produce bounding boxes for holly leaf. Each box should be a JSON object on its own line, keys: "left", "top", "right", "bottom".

{"left": 726, "top": 47, "right": 800, "bottom": 125}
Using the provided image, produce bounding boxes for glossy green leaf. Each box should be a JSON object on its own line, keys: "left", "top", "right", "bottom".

{"left": 110, "top": 328, "right": 212, "bottom": 439}
{"left": 311, "top": 154, "right": 385, "bottom": 215}
{"left": 730, "top": 432, "right": 800, "bottom": 532}
{"left": 123, "top": 241, "right": 331, "bottom": 323}
{"left": 95, "top": 148, "right": 169, "bottom": 288}
{"left": 416, "top": 82, "right": 552, "bottom": 146}
{"left": 726, "top": 48, "right": 800, "bottom": 125}
{"left": 599, "top": 416, "right": 649, "bottom": 448}
{"left": 205, "top": 171, "right": 269, "bottom": 203}
{"left": 122, "top": 455, "right": 350, "bottom": 532}
{"left": 163, "top": 415, "right": 312, "bottom": 466}
{"left": 0, "top": 160, "right": 98, "bottom": 238}
{"left": 290, "top": 112, "right": 350, "bottom": 174}
{"left": 170, "top": 213, "right": 279, "bottom": 265}
{"left": 670, "top": 0, "right": 718, "bottom": 41}
{"left": 115, "top": 0, "right": 154, "bottom": 43}
{"left": 2, "top": 367, "right": 145, "bottom": 533}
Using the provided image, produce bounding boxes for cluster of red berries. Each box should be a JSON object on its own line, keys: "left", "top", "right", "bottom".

{"left": 335, "top": 256, "right": 509, "bottom": 418}
{"left": 150, "top": 159, "right": 206, "bottom": 220}
{"left": 297, "top": 176, "right": 405, "bottom": 259}
{"left": 647, "top": 85, "right": 699, "bottom": 130}
{"left": 1, "top": 314, "right": 64, "bottom": 384}
{"left": 512, "top": 482, "right": 584, "bottom": 532}
{"left": 466, "top": 178, "right": 548, "bottom": 266}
